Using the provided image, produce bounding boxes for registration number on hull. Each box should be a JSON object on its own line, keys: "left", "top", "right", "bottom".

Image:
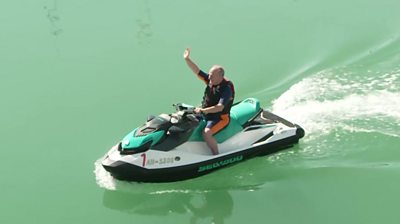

{"left": 147, "top": 157, "right": 175, "bottom": 166}
{"left": 141, "top": 153, "right": 180, "bottom": 167}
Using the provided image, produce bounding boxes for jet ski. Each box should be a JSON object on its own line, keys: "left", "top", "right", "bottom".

{"left": 102, "top": 98, "right": 304, "bottom": 182}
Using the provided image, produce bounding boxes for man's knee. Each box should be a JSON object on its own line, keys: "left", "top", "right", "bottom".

{"left": 203, "top": 128, "right": 213, "bottom": 137}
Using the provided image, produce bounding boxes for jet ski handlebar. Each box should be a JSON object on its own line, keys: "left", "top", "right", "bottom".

{"left": 171, "top": 103, "right": 199, "bottom": 124}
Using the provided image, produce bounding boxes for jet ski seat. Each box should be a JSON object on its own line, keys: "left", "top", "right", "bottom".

{"left": 190, "top": 98, "right": 261, "bottom": 143}
{"left": 230, "top": 98, "right": 261, "bottom": 125}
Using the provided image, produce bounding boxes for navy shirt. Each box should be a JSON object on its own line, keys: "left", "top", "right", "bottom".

{"left": 197, "top": 70, "right": 233, "bottom": 107}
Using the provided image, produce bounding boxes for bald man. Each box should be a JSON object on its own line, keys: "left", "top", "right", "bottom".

{"left": 183, "top": 48, "right": 235, "bottom": 155}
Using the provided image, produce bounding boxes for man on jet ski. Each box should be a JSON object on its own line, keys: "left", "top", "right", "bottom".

{"left": 183, "top": 48, "right": 235, "bottom": 155}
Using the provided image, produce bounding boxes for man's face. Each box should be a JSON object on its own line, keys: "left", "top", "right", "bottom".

{"left": 208, "top": 68, "right": 223, "bottom": 86}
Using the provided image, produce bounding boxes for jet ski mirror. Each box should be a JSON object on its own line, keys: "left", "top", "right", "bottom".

{"left": 173, "top": 103, "right": 183, "bottom": 111}
{"left": 173, "top": 103, "right": 195, "bottom": 112}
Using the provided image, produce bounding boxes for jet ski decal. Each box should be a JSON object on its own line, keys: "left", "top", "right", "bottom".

{"left": 197, "top": 155, "right": 243, "bottom": 172}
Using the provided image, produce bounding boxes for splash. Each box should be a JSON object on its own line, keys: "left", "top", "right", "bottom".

{"left": 94, "top": 158, "right": 117, "bottom": 190}
{"left": 271, "top": 68, "right": 400, "bottom": 140}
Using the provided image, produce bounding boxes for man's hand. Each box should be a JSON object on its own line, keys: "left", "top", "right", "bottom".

{"left": 184, "top": 48, "right": 200, "bottom": 74}
{"left": 197, "top": 104, "right": 224, "bottom": 114}
{"left": 194, "top": 107, "right": 203, "bottom": 114}
{"left": 183, "top": 48, "right": 190, "bottom": 60}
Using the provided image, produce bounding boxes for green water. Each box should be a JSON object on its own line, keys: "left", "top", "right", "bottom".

{"left": 1, "top": 0, "right": 400, "bottom": 223}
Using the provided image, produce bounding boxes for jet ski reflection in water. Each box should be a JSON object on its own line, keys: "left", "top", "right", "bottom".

{"left": 103, "top": 190, "right": 233, "bottom": 224}
{"left": 101, "top": 98, "right": 305, "bottom": 182}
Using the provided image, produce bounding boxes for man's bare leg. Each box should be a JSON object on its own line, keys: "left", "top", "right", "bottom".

{"left": 203, "top": 128, "right": 219, "bottom": 155}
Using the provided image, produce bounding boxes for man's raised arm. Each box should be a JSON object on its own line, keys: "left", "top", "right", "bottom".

{"left": 183, "top": 48, "right": 200, "bottom": 75}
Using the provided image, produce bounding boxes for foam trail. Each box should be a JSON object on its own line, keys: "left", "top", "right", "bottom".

{"left": 271, "top": 69, "right": 400, "bottom": 139}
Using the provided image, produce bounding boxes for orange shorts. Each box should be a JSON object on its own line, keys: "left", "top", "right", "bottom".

{"left": 205, "top": 114, "right": 230, "bottom": 135}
